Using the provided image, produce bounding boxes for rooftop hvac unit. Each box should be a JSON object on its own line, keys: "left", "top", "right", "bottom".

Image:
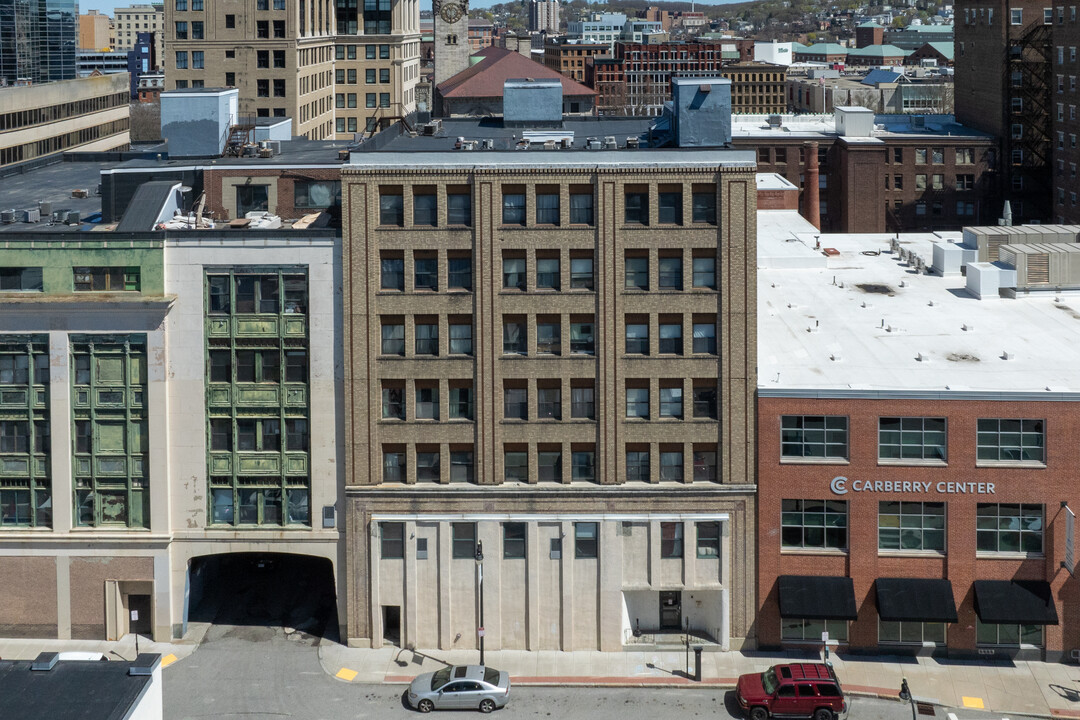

{"left": 258, "top": 148, "right": 273, "bottom": 158}
{"left": 95, "top": 184, "right": 102, "bottom": 196}
{"left": 1, "top": 210, "right": 15, "bottom": 224}
{"left": 38, "top": 201, "right": 52, "bottom": 216}
{"left": 603, "top": 135, "right": 617, "bottom": 149}
{"left": 481, "top": 139, "right": 494, "bottom": 150}
{"left": 22, "top": 209, "right": 40, "bottom": 223}
{"left": 586, "top": 137, "right": 601, "bottom": 149}
{"left": 267, "top": 140, "right": 281, "bottom": 155}
{"left": 423, "top": 119, "right": 442, "bottom": 135}
{"left": 911, "top": 115, "right": 926, "bottom": 129}
{"left": 71, "top": 188, "right": 89, "bottom": 199}
{"left": 626, "top": 137, "right": 640, "bottom": 148}
{"left": 52, "top": 210, "right": 67, "bottom": 223}
{"left": 561, "top": 137, "right": 572, "bottom": 148}
{"left": 544, "top": 139, "right": 557, "bottom": 150}
{"left": 66, "top": 211, "right": 81, "bottom": 224}
{"left": 767, "top": 114, "right": 783, "bottom": 128}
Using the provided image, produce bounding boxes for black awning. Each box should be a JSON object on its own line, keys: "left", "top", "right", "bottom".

{"left": 875, "top": 578, "right": 958, "bottom": 623}
{"left": 778, "top": 575, "right": 858, "bottom": 621}
{"left": 974, "top": 580, "right": 1059, "bottom": 625}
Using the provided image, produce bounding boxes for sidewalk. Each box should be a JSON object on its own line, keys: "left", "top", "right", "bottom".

{"left": 0, "top": 634, "right": 196, "bottom": 668}
{"left": 318, "top": 643, "right": 1080, "bottom": 719}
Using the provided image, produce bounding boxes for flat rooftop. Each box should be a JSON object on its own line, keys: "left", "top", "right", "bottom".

{"left": 0, "top": 657, "right": 155, "bottom": 720}
{"left": 346, "top": 148, "right": 755, "bottom": 170}
{"left": 758, "top": 210, "right": 1080, "bottom": 398}
{"left": 0, "top": 161, "right": 108, "bottom": 234}
{"left": 731, "top": 113, "right": 991, "bottom": 140}
{"left": 356, "top": 117, "right": 656, "bottom": 152}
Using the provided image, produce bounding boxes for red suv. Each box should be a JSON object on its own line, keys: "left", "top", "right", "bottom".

{"left": 736, "top": 663, "right": 847, "bottom": 720}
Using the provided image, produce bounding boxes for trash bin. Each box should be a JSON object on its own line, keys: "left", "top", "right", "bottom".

{"left": 694, "top": 646, "right": 703, "bottom": 682}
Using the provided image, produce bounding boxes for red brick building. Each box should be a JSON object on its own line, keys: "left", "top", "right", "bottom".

{"left": 613, "top": 41, "right": 728, "bottom": 115}
{"left": 756, "top": 219, "right": 1080, "bottom": 661}
{"left": 585, "top": 56, "right": 626, "bottom": 115}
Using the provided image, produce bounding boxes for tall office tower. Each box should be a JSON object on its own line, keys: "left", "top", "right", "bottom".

{"left": 955, "top": 0, "right": 1052, "bottom": 223}
{"left": 166, "top": 0, "right": 337, "bottom": 139}
{"left": 0, "top": 0, "right": 79, "bottom": 85}
{"left": 432, "top": 0, "right": 469, "bottom": 90}
{"left": 331, "top": 0, "right": 421, "bottom": 137}
{"left": 529, "top": 0, "right": 559, "bottom": 34}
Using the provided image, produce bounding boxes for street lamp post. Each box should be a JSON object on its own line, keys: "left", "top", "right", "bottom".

{"left": 899, "top": 677, "right": 916, "bottom": 720}
{"left": 475, "top": 539, "right": 485, "bottom": 666}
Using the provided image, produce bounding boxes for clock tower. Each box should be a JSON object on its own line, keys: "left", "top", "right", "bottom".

{"left": 433, "top": 0, "right": 470, "bottom": 93}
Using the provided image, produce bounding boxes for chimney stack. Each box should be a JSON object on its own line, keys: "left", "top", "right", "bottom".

{"left": 804, "top": 141, "right": 821, "bottom": 230}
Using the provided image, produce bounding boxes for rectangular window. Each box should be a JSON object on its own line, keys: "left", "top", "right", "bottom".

{"left": 977, "top": 619, "right": 1043, "bottom": 646}
{"left": 295, "top": 180, "right": 341, "bottom": 209}
{"left": 175, "top": 51, "right": 188, "bottom": 69}
{"left": 626, "top": 386, "right": 649, "bottom": 419}
{"left": 536, "top": 257, "right": 560, "bottom": 290}
{"left": 660, "top": 522, "right": 684, "bottom": 558}
{"left": 536, "top": 321, "right": 561, "bottom": 355}
{"left": 915, "top": 148, "right": 927, "bottom": 164}
{"left": 782, "top": 618, "right": 848, "bottom": 642}
{"left": 449, "top": 384, "right": 473, "bottom": 420}
{"left": 570, "top": 256, "right": 594, "bottom": 290}
{"left": 575, "top": 522, "right": 598, "bottom": 557}
{"left": 659, "top": 385, "right": 683, "bottom": 418}
{"left": 694, "top": 450, "right": 717, "bottom": 482}
{"left": 879, "top": 417, "right": 946, "bottom": 462}
{"left": 658, "top": 191, "right": 682, "bottom": 224}
{"left": 570, "top": 321, "right": 594, "bottom": 355}
{"left": 625, "top": 321, "right": 648, "bottom": 355}
{"left": 658, "top": 322, "right": 682, "bottom": 355}
{"left": 502, "top": 190, "right": 526, "bottom": 225}
{"left": 879, "top": 619, "right": 946, "bottom": 645}
{"left": 570, "top": 190, "right": 594, "bottom": 224}
{"left": 624, "top": 191, "right": 648, "bottom": 224}
{"left": 572, "top": 450, "right": 595, "bottom": 482}
{"left": 571, "top": 385, "right": 594, "bottom": 419}
{"left": 450, "top": 450, "right": 474, "bottom": 483}
{"left": 0, "top": 268, "right": 43, "bottom": 291}
{"left": 416, "top": 450, "right": 439, "bottom": 482}
{"left": 192, "top": 50, "right": 204, "bottom": 68}
{"left": 449, "top": 321, "right": 472, "bottom": 355}
{"left": 692, "top": 385, "right": 717, "bottom": 419}
{"left": 415, "top": 385, "right": 439, "bottom": 420}
{"left": 503, "top": 319, "right": 526, "bottom": 355}
{"left": 782, "top": 499, "right": 848, "bottom": 549}
{"left": 660, "top": 450, "right": 683, "bottom": 481}
{"left": 626, "top": 449, "right": 649, "bottom": 481}
{"left": 692, "top": 190, "right": 717, "bottom": 224}
{"left": 380, "top": 68, "right": 390, "bottom": 83}
{"left": 697, "top": 521, "right": 720, "bottom": 557}
{"left": 503, "top": 386, "right": 528, "bottom": 420}
{"left": 504, "top": 450, "right": 528, "bottom": 482}
{"left": 658, "top": 254, "right": 682, "bottom": 290}
{"left": 413, "top": 254, "right": 437, "bottom": 291}
{"left": 273, "top": 19, "right": 285, "bottom": 36}
{"left": 1013, "top": 8, "right": 1024, "bottom": 23}
{"left": 538, "top": 450, "right": 561, "bottom": 482}
{"left": 504, "top": 522, "right": 527, "bottom": 558}
{"left": 381, "top": 383, "right": 404, "bottom": 419}
{"left": 625, "top": 255, "right": 648, "bottom": 290}
{"left": 502, "top": 255, "right": 526, "bottom": 290}
{"left": 73, "top": 267, "right": 140, "bottom": 292}
{"left": 692, "top": 322, "right": 716, "bottom": 354}
{"left": 447, "top": 191, "right": 471, "bottom": 226}
{"left": 976, "top": 419, "right": 1045, "bottom": 462}
{"left": 380, "top": 320, "right": 405, "bottom": 355}
{"left": 452, "top": 522, "right": 476, "bottom": 558}
{"left": 977, "top": 503, "right": 1043, "bottom": 553}
{"left": 413, "top": 191, "right": 437, "bottom": 226}
{"left": 781, "top": 415, "right": 848, "bottom": 460}
{"left": 536, "top": 192, "right": 560, "bottom": 224}
{"left": 414, "top": 321, "right": 438, "bottom": 356}
{"left": 175, "top": 21, "right": 188, "bottom": 38}
{"left": 692, "top": 256, "right": 716, "bottom": 289}
{"left": 878, "top": 501, "right": 945, "bottom": 551}
{"left": 379, "top": 189, "right": 404, "bottom": 226}
{"left": 380, "top": 254, "right": 403, "bottom": 291}
{"left": 381, "top": 522, "right": 405, "bottom": 558}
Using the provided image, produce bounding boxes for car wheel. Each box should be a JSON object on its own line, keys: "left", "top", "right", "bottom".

{"left": 479, "top": 698, "right": 496, "bottom": 713}
{"left": 418, "top": 699, "right": 434, "bottom": 713}
{"left": 814, "top": 708, "right": 835, "bottom": 720}
{"left": 750, "top": 707, "right": 769, "bottom": 720}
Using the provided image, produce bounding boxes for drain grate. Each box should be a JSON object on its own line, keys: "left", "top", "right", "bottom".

{"left": 917, "top": 702, "right": 936, "bottom": 716}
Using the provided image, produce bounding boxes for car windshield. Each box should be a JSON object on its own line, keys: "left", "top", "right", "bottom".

{"left": 431, "top": 668, "right": 452, "bottom": 691}
{"left": 484, "top": 668, "right": 500, "bottom": 685}
{"left": 761, "top": 668, "right": 780, "bottom": 695}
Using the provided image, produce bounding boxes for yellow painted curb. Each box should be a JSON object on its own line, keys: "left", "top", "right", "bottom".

{"left": 336, "top": 667, "right": 359, "bottom": 682}
{"left": 962, "top": 697, "right": 985, "bottom": 709}
{"left": 161, "top": 654, "right": 178, "bottom": 668}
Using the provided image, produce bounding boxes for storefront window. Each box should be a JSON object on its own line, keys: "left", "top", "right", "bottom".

{"left": 878, "top": 619, "right": 946, "bottom": 645}
{"left": 976, "top": 619, "right": 1043, "bottom": 646}
{"left": 781, "top": 617, "right": 847, "bottom": 642}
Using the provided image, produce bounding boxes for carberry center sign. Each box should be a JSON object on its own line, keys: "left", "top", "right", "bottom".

{"left": 829, "top": 476, "right": 996, "bottom": 496}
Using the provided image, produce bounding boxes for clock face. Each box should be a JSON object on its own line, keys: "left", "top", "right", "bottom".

{"left": 440, "top": 2, "right": 463, "bottom": 23}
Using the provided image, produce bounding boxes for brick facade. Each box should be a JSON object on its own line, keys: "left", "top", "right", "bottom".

{"left": 757, "top": 395, "right": 1080, "bottom": 661}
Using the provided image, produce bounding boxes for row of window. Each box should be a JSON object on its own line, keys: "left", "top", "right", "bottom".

{"left": 379, "top": 520, "right": 722, "bottom": 560}
{"left": 381, "top": 445, "right": 718, "bottom": 484}
{"left": 374, "top": 186, "right": 718, "bottom": 228}
{"left": 783, "top": 617, "right": 1042, "bottom": 648}
{"left": 884, "top": 174, "right": 976, "bottom": 191}
{"left": 781, "top": 499, "right": 1044, "bottom": 555}
{"left": 781, "top": 415, "right": 1046, "bottom": 464}
{"left": 335, "top": 44, "right": 392, "bottom": 60}
{"left": 380, "top": 250, "right": 717, "bottom": 294}
{"left": 378, "top": 315, "right": 717, "bottom": 358}
{"left": 336, "top": 92, "right": 391, "bottom": 108}
{"left": 379, "top": 379, "right": 717, "bottom": 422}
{"left": 0, "top": 267, "right": 140, "bottom": 293}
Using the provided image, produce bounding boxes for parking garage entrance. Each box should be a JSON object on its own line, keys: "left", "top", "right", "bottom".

{"left": 186, "top": 553, "right": 338, "bottom": 643}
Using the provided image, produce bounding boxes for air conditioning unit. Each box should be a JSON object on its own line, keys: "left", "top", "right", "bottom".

{"left": 626, "top": 137, "right": 640, "bottom": 148}
{"left": 22, "top": 209, "right": 40, "bottom": 223}
{"left": 603, "top": 135, "right": 617, "bottom": 149}
{"left": 586, "top": 137, "right": 601, "bottom": 149}
{"left": 1070, "top": 648, "right": 1080, "bottom": 662}
{"left": 66, "top": 211, "right": 81, "bottom": 224}
{"left": 38, "top": 201, "right": 52, "bottom": 216}
{"left": 1, "top": 210, "right": 15, "bottom": 224}
{"left": 481, "top": 139, "right": 494, "bottom": 150}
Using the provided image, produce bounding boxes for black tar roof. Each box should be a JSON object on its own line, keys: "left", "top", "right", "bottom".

{"left": 0, "top": 658, "right": 154, "bottom": 720}
{"left": 0, "top": 161, "right": 108, "bottom": 234}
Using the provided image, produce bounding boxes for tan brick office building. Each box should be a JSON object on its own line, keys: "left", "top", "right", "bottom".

{"left": 340, "top": 149, "right": 759, "bottom": 651}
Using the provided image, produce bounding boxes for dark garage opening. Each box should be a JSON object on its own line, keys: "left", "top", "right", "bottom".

{"left": 187, "top": 553, "right": 338, "bottom": 642}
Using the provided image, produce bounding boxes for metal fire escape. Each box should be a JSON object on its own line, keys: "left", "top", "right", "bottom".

{"left": 1006, "top": 22, "right": 1053, "bottom": 222}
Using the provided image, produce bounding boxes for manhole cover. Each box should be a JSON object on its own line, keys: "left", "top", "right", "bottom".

{"left": 917, "top": 702, "right": 936, "bottom": 716}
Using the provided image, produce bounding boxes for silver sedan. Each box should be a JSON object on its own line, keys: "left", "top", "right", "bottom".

{"left": 406, "top": 665, "right": 511, "bottom": 713}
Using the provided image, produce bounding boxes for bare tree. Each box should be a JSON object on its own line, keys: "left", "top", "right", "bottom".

{"left": 129, "top": 102, "right": 162, "bottom": 142}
